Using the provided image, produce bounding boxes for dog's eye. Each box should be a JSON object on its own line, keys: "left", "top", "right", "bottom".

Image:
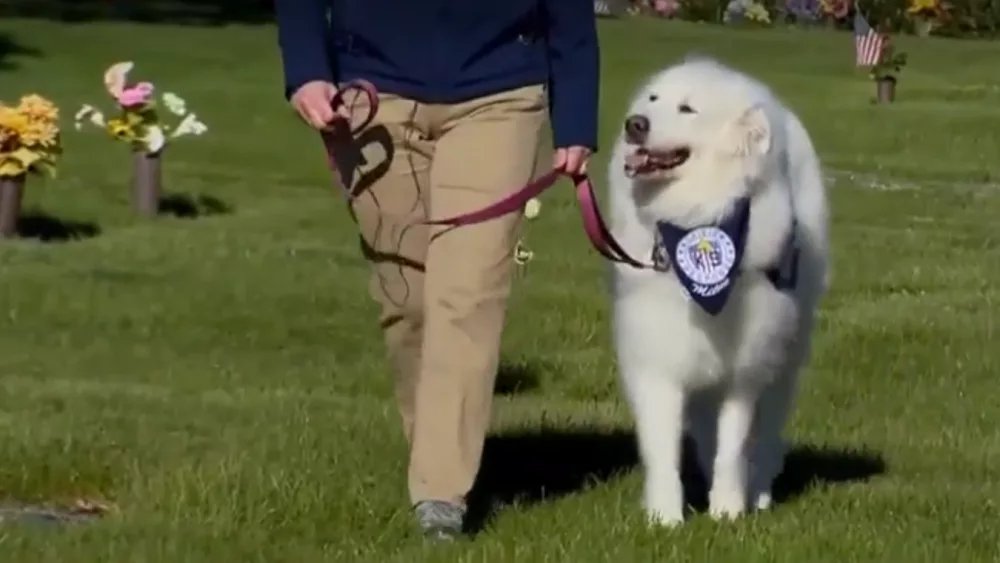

{"left": 648, "top": 94, "right": 659, "bottom": 102}
{"left": 678, "top": 103, "right": 696, "bottom": 114}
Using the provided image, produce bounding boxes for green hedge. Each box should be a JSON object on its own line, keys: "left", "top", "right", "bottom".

{"left": 4, "top": 0, "right": 1000, "bottom": 38}
{"left": 658, "top": 0, "right": 1000, "bottom": 37}
{"left": 851, "top": 0, "right": 1000, "bottom": 37}
{"left": 930, "top": 0, "right": 1000, "bottom": 37}
{"left": 0, "top": 0, "right": 273, "bottom": 25}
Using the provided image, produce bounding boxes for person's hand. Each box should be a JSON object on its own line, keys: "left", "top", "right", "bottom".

{"left": 290, "top": 80, "right": 348, "bottom": 130}
{"left": 553, "top": 146, "right": 592, "bottom": 176}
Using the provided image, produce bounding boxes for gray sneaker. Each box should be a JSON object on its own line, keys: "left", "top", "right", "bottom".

{"left": 414, "top": 500, "right": 465, "bottom": 541}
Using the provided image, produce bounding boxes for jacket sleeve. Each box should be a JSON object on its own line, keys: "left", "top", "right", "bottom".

{"left": 275, "top": 0, "right": 333, "bottom": 99}
{"left": 541, "top": 0, "right": 601, "bottom": 152}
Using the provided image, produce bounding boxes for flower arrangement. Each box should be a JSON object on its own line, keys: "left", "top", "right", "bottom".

{"left": 785, "top": 0, "right": 821, "bottom": 22}
{"left": 514, "top": 197, "right": 541, "bottom": 267}
{"left": 623, "top": 0, "right": 679, "bottom": 17}
{"left": 908, "top": 0, "right": 946, "bottom": 19}
{"left": 907, "top": 0, "right": 948, "bottom": 35}
{"left": 724, "top": 0, "right": 772, "bottom": 25}
{"left": 73, "top": 61, "right": 207, "bottom": 155}
{"left": 744, "top": 2, "right": 772, "bottom": 23}
{"left": 0, "top": 94, "right": 61, "bottom": 178}
{"left": 651, "top": 0, "right": 680, "bottom": 18}
{"left": 818, "top": 0, "right": 850, "bottom": 22}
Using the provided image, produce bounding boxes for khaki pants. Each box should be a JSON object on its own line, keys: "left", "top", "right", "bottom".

{"left": 329, "top": 84, "right": 547, "bottom": 505}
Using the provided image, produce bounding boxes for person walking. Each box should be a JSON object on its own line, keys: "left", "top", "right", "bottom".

{"left": 275, "top": 0, "right": 599, "bottom": 540}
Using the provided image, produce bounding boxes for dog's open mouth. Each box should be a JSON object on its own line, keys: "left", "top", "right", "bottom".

{"left": 624, "top": 147, "right": 691, "bottom": 178}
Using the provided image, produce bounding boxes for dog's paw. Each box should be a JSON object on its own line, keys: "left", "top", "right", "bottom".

{"left": 753, "top": 490, "right": 773, "bottom": 511}
{"left": 643, "top": 481, "right": 685, "bottom": 527}
{"left": 644, "top": 503, "right": 685, "bottom": 527}
{"left": 708, "top": 486, "right": 747, "bottom": 521}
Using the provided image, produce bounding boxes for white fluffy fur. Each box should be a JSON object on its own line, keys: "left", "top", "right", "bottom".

{"left": 609, "top": 56, "right": 830, "bottom": 525}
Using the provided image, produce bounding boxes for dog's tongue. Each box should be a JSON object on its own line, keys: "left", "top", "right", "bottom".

{"left": 624, "top": 152, "right": 648, "bottom": 177}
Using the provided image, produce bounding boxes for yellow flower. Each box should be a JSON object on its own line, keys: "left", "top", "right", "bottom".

{"left": 0, "top": 95, "right": 61, "bottom": 178}
{"left": 17, "top": 94, "right": 59, "bottom": 123}
{"left": 746, "top": 2, "right": 771, "bottom": 23}
{"left": 907, "top": 0, "right": 939, "bottom": 14}
{"left": 0, "top": 156, "right": 28, "bottom": 177}
{"left": 106, "top": 117, "right": 135, "bottom": 141}
{"left": 20, "top": 121, "right": 58, "bottom": 147}
{"left": 0, "top": 104, "right": 30, "bottom": 137}
{"left": 125, "top": 109, "right": 146, "bottom": 127}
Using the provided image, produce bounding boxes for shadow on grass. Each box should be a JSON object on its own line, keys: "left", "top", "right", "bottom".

{"left": 158, "top": 193, "right": 233, "bottom": 219}
{"left": 0, "top": 32, "right": 42, "bottom": 72}
{"left": 16, "top": 211, "right": 101, "bottom": 242}
{"left": 0, "top": 0, "right": 274, "bottom": 26}
{"left": 773, "top": 445, "right": 887, "bottom": 503}
{"left": 494, "top": 360, "right": 544, "bottom": 395}
{"left": 682, "top": 441, "right": 887, "bottom": 511}
{"left": 467, "top": 428, "right": 637, "bottom": 531}
{"left": 468, "top": 429, "right": 885, "bottom": 532}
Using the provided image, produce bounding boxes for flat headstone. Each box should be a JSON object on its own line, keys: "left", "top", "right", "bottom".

{"left": 0, "top": 502, "right": 106, "bottom": 526}
{"left": 594, "top": 0, "right": 627, "bottom": 17}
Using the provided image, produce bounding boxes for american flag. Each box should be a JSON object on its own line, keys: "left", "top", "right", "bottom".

{"left": 854, "top": 11, "right": 885, "bottom": 67}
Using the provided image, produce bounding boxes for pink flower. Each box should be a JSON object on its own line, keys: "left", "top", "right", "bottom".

{"left": 117, "top": 81, "right": 155, "bottom": 108}
{"left": 654, "top": 0, "right": 680, "bottom": 17}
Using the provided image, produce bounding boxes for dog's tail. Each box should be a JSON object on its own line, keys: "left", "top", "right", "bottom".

{"left": 786, "top": 112, "right": 830, "bottom": 309}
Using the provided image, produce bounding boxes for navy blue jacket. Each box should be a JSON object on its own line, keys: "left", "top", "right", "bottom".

{"left": 275, "top": 0, "right": 600, "bottom": 150}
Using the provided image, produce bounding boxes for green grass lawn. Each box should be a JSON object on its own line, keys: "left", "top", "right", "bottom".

{"left": 1, "top": 17, "right": 1000, "bottom": 562}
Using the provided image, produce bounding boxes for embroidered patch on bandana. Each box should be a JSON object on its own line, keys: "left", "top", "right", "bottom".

{"left": 656, "top": 198, "right": 751, "bottom": 316}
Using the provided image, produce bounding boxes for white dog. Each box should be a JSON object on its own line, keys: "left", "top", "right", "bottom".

{"left": 608, "top": 56, "right": 830, "bottom": 526}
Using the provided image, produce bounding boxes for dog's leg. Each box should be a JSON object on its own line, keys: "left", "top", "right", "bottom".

{"left": 750, "top": 371, "right": 797, "bottom": 511}
{"left": 709, "top": 391, "right": 756, "bottom": 520}
{"left": 632, "top": 374, "right": 687, "bottom": 526}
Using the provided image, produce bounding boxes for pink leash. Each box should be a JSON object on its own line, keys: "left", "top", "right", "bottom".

{"left": 326, "top": 80, "right": 648, "bottom": 269}
{"left": 427, "top": 170, "right": 646, "bottom": 269}
{"left": 331, "top": 80, "right": 380, "bottom": 134}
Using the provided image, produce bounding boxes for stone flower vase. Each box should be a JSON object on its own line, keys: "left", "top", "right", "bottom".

{"left": 131, "top": 150, "right": 162, "bottom": 217}
{"left": 876, "top": 77, "right": 897, "bottom": 104}
{"left": 0, "top": 174, "right": 26, "bottom": 239}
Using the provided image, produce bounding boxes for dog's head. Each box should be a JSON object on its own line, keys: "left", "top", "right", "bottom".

{"left": 620, "top": 57, "right": 779, "bottom": 222}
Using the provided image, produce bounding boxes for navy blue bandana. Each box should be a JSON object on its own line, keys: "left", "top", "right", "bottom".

{"left": 655, "top": 198, "right": 751, "bottom": 316}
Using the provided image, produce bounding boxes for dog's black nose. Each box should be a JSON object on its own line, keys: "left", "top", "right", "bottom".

{"left": 624, "top": 114, "right": 650, "bottom": 145}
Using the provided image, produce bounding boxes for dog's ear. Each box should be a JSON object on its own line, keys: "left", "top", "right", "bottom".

{"left": 728, "top": 104, "right": 771, "bottom": 158}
